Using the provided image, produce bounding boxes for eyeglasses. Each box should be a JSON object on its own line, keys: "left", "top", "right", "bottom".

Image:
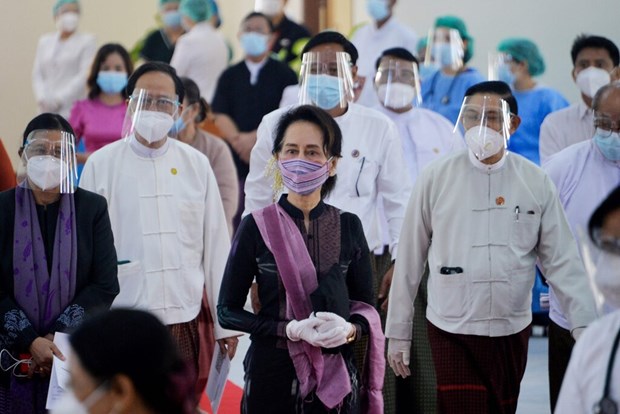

{"left": 592, "top": 228, "right": 620, "bottom": 254}
{"left": 23, "top": 138, "right": 69, "bottom": 159}
{"left": 594, "top": 115, "right": 620, "bottom": 137}
{"left": 130, "top": 95, "right": 179, "bottom": 114}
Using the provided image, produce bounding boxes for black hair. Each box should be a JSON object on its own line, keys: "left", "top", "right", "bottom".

{"left": 589, "top": 185, "right": 620, "bottom": 245}
{"left": 375, "top": 47, "right": 419, "bottom": 70}
{"left": 180, "top": 77, "right": 209, "bottom": 123}
{"left": 87, "top": 43, "right": 134, "bottom": 100}
{"left": 126, "top": 62, "right": 185, "bottom": 103}
{"left": 70, "top": 309, "right": 195, "bottom": 414}
{"left": 464, "top": 81, "right": 519, "bottom": 115}
{"left": 571, "top": 34, "right": 620, "bottom": 67}
{"left": 301, "top": 31, "right": 359, "bottom": 65}
{"left": 22, "top": 113, "right": 75, "bottom": 146}
{"left": 242, "top": 11, "right": 274, "bottom": 32}
{"left": 273, "top": 105, "right": 342, "bottom": 199}
{"left": 592, "top": 82, "right": 620, "bottom": 112}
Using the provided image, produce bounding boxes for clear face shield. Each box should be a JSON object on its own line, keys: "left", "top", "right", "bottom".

{"left": 426, "top": 28, "right": 465, "bottom": 71}
{"left": 374, "top": 58, "right": 422, "bottom": 109}
{"left": 299, "top": 51, "right": 355, "bottom": 111}
{"left": 122, "top": 89, "right": 180, "bottom": 144}
{"left": 16, "top": 130, "right": 77, "bottom": 194}
{"left": 455, "top": 95, "right": 512, "bottom": 161}
{"left": 487, "top": 52, "right": 514, "bottom": 84}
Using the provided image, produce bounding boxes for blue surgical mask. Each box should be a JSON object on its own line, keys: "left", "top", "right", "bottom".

{"left": 305, "top": 74, "right": 343, "bottom": 110}
{"left": 240, "top": 32, "right": 269, "bottom": 57}
{"left": 162, "top": 10, "right": 182, "bottom": 28}
{"left": 498, "top": 64, "right": 515, "bottom": 86}
{"left": 366, "top": 0, "right": 389, "bottom": 21}
{"left": 594, "top": 128, "right": 620, "bottom": 161}
{"left": 169, "top": 116, "right": 186, "bottom": 135}
{"left": 432, "top": 42, "right": 454, "bottom": 68}
{"left": 96, "top": 71, "right": 128, "bottom": 94}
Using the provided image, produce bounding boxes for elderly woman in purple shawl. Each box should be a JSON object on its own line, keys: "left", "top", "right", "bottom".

{"left": 218, "top": 105, "right": 384, "bottom": 413}
{"left": 0, "top": 113, "right": 119, "bottom": 413}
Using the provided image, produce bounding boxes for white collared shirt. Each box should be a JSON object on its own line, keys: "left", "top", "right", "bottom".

{"left": 539, "top": 100, "right": 594, "bottom": 164}
{"left": 245, "top": 58, "right": 268, "bottom": 85}
{"left": 32, "top": 31, "right": 97, "bottom": 118}
{"left": 80, "top": 137, "right": 239, "bottom": 340}
{"left": 243, "top": 103, "right": 412, "bottom": 258}
{"left": 351, "top": 17, "right": 418, "bottom": 108}
{"left": 171, "top": 22, "right": 228, "bottom": 102}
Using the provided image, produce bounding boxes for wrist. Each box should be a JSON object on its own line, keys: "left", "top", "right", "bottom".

{"left": 346, "top": 324, "right": 356, "bottom": 343}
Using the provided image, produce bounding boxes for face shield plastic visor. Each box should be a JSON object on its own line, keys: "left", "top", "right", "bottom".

{"left": 122, "top": 89, "right": 180, "bottom": 144}
{"left": 17, "top": 130, "right": 77, "bottom": 193}
{"left": 426, "top": 28, "right": 464, "bottom": 71}
{"left": 374, "top": 58, "right": 422, "bottom": 109}
{"left": 487, "top": 52, "right": 514, "bottom": 84}
{"left": 455, "top": 95, "right": 512, "bottom": 160}
{"left": 299, "top": 51, "right": 355, "bottom": 111}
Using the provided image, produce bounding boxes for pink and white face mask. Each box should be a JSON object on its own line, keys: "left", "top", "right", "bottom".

{"left": 277, "top": 157, "right": 333, "bottom": 195}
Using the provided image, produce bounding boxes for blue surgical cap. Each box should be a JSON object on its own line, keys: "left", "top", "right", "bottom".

{"left": 434, "top": 15, "right": 474, "bottom": 63}
{"left": 53, "top": 0, "right": 79, "bottom": 15}
{"left": 498, "top": 38, "right": 546, "bottom": 77}
{"left": 179, "top": 0, "right": 212, "bottom": 23}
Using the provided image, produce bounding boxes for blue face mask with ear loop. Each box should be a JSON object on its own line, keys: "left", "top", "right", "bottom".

{"left": 366, "top": 0, "right": 390, "bottom": 21}
{"left": 305, "top": 74, "right": 343, "bottom": 110}
{"left": 169, "top": 106, "right": 193, "bottom": 135}
{"left": 432, "top": 42, "right": 455, "bottom": 68}
{"left": 96, "top": 71, "right": 128, "bottom": 94}
{"left": 594, "top": 128, "right": 620, "bottom": 161}
{"left": 498, "top": 63, "right": 516, "bottom": 85}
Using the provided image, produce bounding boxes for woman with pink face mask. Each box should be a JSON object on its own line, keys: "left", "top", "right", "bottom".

{"left": 32, "top": 0, "right": 96, "bottom": 119}
{"left": 218, "top": 105, "right": 384, "bottom": 413}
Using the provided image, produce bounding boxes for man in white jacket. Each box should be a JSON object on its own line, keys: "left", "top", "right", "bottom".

{"left": 386, "top": 81, "right": 597, "bottom": 414}
{"left": 80, "top": 62, "right": 240, "bottom": 399}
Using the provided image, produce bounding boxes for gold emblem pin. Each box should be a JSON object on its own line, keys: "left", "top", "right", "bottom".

{"left": 496, "top": 196, "right": 505, "bottom": 206}
{"left": 171, "top": 168, "right": 178, "bottom": 175}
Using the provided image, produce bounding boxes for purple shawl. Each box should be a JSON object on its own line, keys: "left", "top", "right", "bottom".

{"left": 253, "top": 203, "right": 385, "bottom": 412}
{"left": 12, "top": 187, "right": 77, "bottom": 333}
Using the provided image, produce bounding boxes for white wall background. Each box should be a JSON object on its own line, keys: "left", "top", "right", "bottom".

{"left": 1, "top": 0, "right": 617, "bottom": 167}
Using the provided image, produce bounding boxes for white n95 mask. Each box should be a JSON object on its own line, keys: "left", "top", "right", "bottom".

{"left": 594, "top": 251, "right": 620, "bottom": 309}
{"left": 27, "top": 156, "right": 67, "bottom": 191}
{"left": 576, "top": 67, "right": 611, "bottom": 98}
{"left": 56, "top": 12, "right": 79, "bottom": 33}
{"left": 255, "top": 0, "right": 283, "bottom": 16}
{"left": 377, "top": 83, "right": 416, "bottom": 110}
{"left": 465, "top": 126, "right": 505, "bottom": 161}
{"left": 133, "top": 110, "right": 174, "bottom": 144}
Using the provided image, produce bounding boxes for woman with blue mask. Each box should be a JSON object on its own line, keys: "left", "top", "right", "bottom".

{"left": 420, "top": 15, "right": 484, "bottom": 124}
{"left": 174, "top": 77, "right": 239, "bottom": 237}
{"left": 68, "top": 43, "right": 133, "bottom": 167}
{"left": 139, "top": 0, "right": 185, "bottom": 64}
{"left": 496, "top": 38, "right": 569, "bottom": 165}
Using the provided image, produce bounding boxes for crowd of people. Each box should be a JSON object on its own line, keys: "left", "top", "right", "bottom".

{"left": 0, "top": 0, "right": 619, "bottom": 413}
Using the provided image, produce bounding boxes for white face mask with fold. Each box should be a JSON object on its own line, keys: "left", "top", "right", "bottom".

{"left": 464, "top": 126, "right": 505, "bottom": 161}
{"left": 377, "top": 83, "right": 416, "bottom": 110}
{"left": 27, "top": 156, "right": 67, "bottom": 191}
{"left": 56, "top": 12, "right": 79, "bottom": 33}
{"left": 133, "top": 110, "right": 175, "bottom": 144}
{"left": 50, "top": 383, "right": 108, "bottom": 414}
{"left": 576, "top": 66, "right": 611, "bottom": 98}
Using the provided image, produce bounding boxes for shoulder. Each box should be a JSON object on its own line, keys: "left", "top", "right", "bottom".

{"left": 87, "top": 139, "right": 125, "bottom": 163}
{"left": 542, "top": 104, "right": 576, "bottom": 123}
{"left": 267, "top": 58, "right": 297, "bottom": 77}
{"left": 392, "top": 19, "right": 417, "bottom": 38}
{"left": 545, "top": 140, "right": 592, "bottom": 167}
{"left": 74, "top": 187, "right": 108, "bottom": 211}
{"left": 349, "top": 103, "right": 393, "bottom": 123}
{"left": 350, "top": 23, "right": 371, "bottom": 42}
{"left": 0, "top": 188, "right": 16, "bottom": 207}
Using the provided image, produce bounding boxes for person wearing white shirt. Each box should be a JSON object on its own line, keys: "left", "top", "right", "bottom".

{"left": 373, "top": 47, "right": 464, "bottom": 413}
{"left": 540, "top": 35, "right": 619, "bottom": 164}
{"left": 555, "top": 186, "right": 620, "bottom": 414}
{"left": 386, "top": 81, "right": 597, "bottom": 414}
{"left": 79, "top": 62, "right": 240, "bottom": 405}
{"left": 543, "top": 82, "right": 620, "bottom": 411}
{"left": 351, "top": 0, "right": 417, "bottom": 108}
{"left": 170, "top": 0, "right": 228, "bottom": 102}
{"left": 32, "top": 0, "right": 96, "bottom": 119}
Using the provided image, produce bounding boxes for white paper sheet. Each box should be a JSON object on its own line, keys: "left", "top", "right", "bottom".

{"left": 45, "top": 332, "right": 71, "bottom": 410}
{"left": 205, "top": 350, "right": 231, "bottom": 413}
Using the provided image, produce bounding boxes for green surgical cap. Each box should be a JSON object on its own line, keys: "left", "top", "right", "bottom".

{"left": 179, "top": 0, "right": 212, "bottom": 22}
{"left": 52, "top": 0, "right": 79, "bottom": 15}
{"left": 498, "top": 38, "right": 546, "bottom": 76}
{"left": 416, "top": 36, "right": 428, "bottom": 52}
{"left": 434, "top": 15, "right": 474, "bottom": 63}
{"left": 159, "top": 0, "right": 180, "bottom": 6}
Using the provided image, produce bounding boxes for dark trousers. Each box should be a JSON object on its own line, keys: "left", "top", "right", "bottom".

{"left": 548, "top": 320, "right": 575, "bottom": 412}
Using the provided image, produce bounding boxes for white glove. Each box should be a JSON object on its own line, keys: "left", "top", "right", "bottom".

{"left": 571, "top": 327, "right": 586, "bottom": 341}
{"left": 286, "top": 315, "right": 322, "bottom": 344}
{"left": 388, "top": 338, "right": 411, "bottom": 378}
{"left": 313, "top": 312, "right": 354, "bottom": 348}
